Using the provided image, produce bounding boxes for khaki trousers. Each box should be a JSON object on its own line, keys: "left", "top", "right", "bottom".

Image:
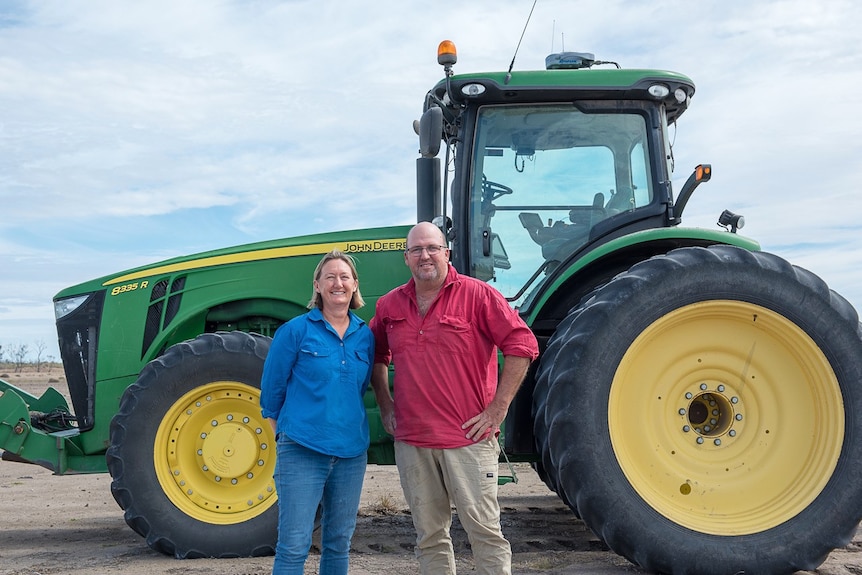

{"left": 394, "top": 439, "right": 511, "bottom": 575}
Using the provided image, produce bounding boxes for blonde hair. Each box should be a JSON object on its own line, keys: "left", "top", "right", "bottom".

{"left": 307, "top": 250, "right": 365, "bottom": 310}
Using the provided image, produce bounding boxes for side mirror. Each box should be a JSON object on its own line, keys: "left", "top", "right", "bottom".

{"left": 432, "top": 215, "right": 454, "bottom": 242}
{"left": 418, "top": 106, "right": 443, "bottom": 158}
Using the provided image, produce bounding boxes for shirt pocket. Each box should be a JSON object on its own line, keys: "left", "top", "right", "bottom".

{"left": 353, "top": 348, "right": 372, "bottom": 394}
{"left": 293, "top": 341, "right": 334, "bottom": 383}
{"left": 298, "top": 344, "right": 332, "bottom": 359}
{"left": 437, "top": 314, "right": 474, "bottom": 354}
{"left": 353, "top": 348, "right": 371, "bottom": 366}
{"left": 385, "top": 316, "right": 411, "bottom": 355}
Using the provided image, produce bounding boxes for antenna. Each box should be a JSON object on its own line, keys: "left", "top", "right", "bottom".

{"left": 505, "top": 0, "right": 538, "bottom": 85}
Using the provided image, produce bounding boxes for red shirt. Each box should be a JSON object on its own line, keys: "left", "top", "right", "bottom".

{"left": 370, "top": 265, "right": 539, "bottom": 448}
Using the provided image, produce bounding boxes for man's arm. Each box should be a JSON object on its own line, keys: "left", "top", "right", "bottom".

{"left": 371, "top": 362, "right": 396, "bottom": 435}
{"left": 462, "top": 355, "right": 531, "bottom": 441}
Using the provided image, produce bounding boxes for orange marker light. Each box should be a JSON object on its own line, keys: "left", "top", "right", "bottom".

{"left": 438, "top": 40, "right": 457, "bottom": 67}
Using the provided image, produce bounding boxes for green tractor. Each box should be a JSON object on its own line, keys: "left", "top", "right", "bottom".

{"left": 2, "top": 41, "right": 862, "bottom": 574}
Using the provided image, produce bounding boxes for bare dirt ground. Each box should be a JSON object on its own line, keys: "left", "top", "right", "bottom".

{"left": 2, "top": 368, "right": 862, "bottom": 575}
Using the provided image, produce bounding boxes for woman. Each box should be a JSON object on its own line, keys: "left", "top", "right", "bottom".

{"left": 260, "top": 250, "right": 374, "bottom": 575}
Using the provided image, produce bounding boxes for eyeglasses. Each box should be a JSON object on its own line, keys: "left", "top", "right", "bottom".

{"left": 405, "top": 245, "right": 448, "bottom": 257}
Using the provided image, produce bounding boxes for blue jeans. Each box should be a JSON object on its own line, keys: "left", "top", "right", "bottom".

{"left": 272, "top": 436, "right": 367, "bottom": 575}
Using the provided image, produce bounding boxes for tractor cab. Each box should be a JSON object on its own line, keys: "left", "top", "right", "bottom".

{"left": 416, "top": 41, "right": 696, "bottom": 307}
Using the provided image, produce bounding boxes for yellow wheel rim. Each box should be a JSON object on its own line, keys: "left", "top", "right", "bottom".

{"left": 609, "top": 300, "right": 843, "bottom": 535}
{"left": 154, "top": 381, "right": 277, "bottom": 524}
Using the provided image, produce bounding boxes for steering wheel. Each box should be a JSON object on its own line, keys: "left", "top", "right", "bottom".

{"left": 482, "top": 175, "right": 513, "bottom": 201}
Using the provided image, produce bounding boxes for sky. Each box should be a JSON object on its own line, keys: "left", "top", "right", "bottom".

{"left": 1, "top": 0, "right": 861, "bottom": 363}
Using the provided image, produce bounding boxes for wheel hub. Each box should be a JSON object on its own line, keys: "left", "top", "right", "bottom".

{"left": 678, "top": 383, "right": 742, "bottom": 446}
{"left": 201, "top": 419, "right": 259, "bottom": 479}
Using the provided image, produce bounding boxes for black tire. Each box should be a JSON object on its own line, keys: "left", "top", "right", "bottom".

{"left": 533, "top": 245, "right": 862, "bottom": 574}
{"left": 107, "top": 331, "right": 277, "bottom": 558}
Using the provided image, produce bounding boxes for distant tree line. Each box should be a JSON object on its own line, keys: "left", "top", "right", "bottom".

{"left": 0, "top": 341, "right": 57, "bottom": 373}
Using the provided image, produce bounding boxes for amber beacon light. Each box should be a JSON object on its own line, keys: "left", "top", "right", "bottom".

{"left": 437, "top": 40, "right": 457, "bottom": 67}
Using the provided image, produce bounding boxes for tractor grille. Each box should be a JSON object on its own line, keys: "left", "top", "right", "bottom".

{"left": 56, "top": 290, "right": 105, "bottom": 431}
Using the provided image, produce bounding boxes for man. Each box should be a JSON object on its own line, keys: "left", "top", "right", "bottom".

{"left": 369, "top": 221, "right": 539, "bottom": 575}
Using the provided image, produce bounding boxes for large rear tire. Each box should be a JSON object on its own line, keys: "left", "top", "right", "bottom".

{"left": 533, "top": 245, "right": 862, "bottom": 574}
{"left": 107, "top": 331, "right": 278, "bottom": 558}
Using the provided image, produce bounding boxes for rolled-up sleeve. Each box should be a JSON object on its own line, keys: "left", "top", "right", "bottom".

{"left": 370, "top": 303, "right": 393, "bottom": 366}
{"left": 482, "top": 285, "right": 539, "bottom": 361}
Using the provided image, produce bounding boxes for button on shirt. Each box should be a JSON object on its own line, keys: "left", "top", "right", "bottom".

{"left": 370, "top": 265, "right": 539, "bottom": 449}
{"left": 260, "top": 307, "right": 374, "bottom": 458}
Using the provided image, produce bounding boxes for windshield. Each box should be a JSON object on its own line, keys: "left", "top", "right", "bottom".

{"left": 467, "top": 103, "right": 654, "bottom": 303}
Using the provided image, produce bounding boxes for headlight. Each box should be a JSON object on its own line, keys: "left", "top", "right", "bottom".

{"left": 54, "top": 294, "right": 90, "bottom": 320}
{"left": 648, "top": 84, "right": 670, "bottom": 99}
{"left": 461, "top": 83, "right": 486, "bottom": 97}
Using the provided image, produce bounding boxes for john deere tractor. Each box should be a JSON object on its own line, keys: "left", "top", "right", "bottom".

{"left": 2, "top": 41, "right": 861, "bottom": 574}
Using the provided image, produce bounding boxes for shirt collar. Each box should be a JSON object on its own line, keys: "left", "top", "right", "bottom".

{"left": 307, "top": 306, "right": 366, "bottom": 332}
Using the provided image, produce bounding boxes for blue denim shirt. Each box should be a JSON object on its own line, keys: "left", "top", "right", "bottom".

{"left": 260, "top": 307, "right": 374, "bottom": 458}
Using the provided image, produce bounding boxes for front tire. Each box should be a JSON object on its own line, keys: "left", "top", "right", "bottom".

{"left": 107, "top": 331, "right": 278, "bottom": 558}
{"left": 534, "top": 245, "right": 862, "bottom": 574}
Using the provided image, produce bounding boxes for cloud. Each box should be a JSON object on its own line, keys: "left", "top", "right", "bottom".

{"left": 1, "top": 0, "right": 861, "bottom": 363}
